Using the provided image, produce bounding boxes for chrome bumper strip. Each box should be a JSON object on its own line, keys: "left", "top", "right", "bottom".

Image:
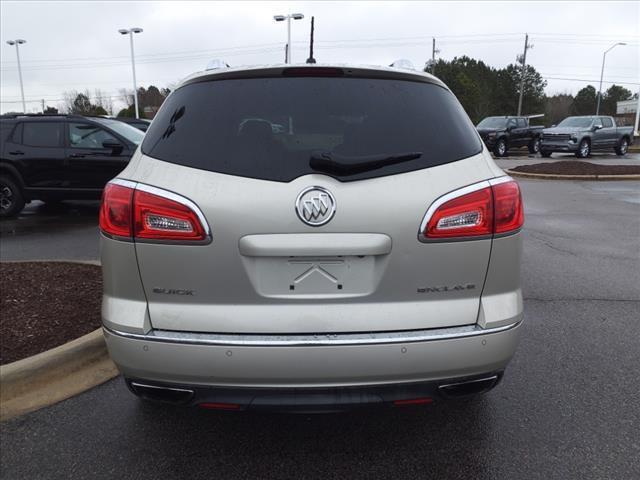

{"left": 104, "top": 321, "right": 520, "bottom": 347}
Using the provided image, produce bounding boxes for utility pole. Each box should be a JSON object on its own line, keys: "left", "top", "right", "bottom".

{"left": 634, "top": 89, "right": 640, "bottom": 137}
{"left": 431, "top": 38, "right": 440, "bottom": 75}
{"left": 517, "top": 33, "right": 533, "bottom": 116}
{"left": 41, "top": 99, "right": 45, "bottom": 113}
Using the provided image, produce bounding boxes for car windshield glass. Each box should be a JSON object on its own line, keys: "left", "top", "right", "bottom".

{"left": 477, "top": 117, "right": 508, "bottom": 128}
{"left": 142, "top": 76, "right": 482, "bottom": 182}
{"left": 557, "top": 117, "right": 593, "bottom": 128}
{"left": 93, "top": 118, "right": 145, "bottom": 145}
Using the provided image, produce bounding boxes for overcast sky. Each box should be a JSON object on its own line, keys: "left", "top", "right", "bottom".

{"left": 1, "top": 0, "right": 638, "bottom": 114}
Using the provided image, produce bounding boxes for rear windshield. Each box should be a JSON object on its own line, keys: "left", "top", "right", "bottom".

{"left": 142, "top": 76, "right": 482, "bottom": 182}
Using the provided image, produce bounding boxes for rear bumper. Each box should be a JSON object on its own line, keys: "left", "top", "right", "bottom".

{"left": 125, "top": 372, "right": 504, "bottom": 412}
{"left": 104, "top": 320, "right": 521, "bottom": 406}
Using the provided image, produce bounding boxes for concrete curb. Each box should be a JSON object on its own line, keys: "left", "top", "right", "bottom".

{"left": 0, "top": 260, "right": 117, "bottom": 422}
{"left": 504, "top": 169, "right": 640, "bottom": 181}
{"left": 0, "top": 329, "right": 118, "bottom": 421}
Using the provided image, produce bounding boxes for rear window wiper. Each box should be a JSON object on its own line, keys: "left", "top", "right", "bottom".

{"left": 309, "top": 151, "right": 422, "bottom": 176}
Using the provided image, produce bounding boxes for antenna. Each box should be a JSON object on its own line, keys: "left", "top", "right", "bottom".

{"left": 306, "top": 16, "right": 316, "bottom": 64}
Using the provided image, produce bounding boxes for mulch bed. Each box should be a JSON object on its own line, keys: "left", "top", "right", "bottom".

{"left": 0, "top": 262, "right": 102, "bottom": 365}
{"left": 512, "top": 161, "right": 640, "bottom": 176}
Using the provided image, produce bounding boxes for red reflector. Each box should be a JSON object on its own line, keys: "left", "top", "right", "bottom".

{"left": 133, "top": 189, "right": 207, "bottom": 241}
{"left": 283, "top": 67, "right": 344, "bottom": 77}
{"left": 99, "top": 183, "right": 133, "bottom": 238}
{"left": 492, "top": 180, "right": 524, "bottom": 234}
{"left": 425, "top": 186, "right": 493, "bottom": 238}
{"left": 198, "top": 402, "right": 241, "bottom": 411}
{"left": 393, "top": 397, "right": 434, "bottom": 406}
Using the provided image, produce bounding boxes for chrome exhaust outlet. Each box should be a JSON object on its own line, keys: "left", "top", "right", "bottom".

{"left": 438, "top": 375, "right": 500, "bottom": 398}
{"left": 129, "top": 381, "right": 194, "bottom": 404}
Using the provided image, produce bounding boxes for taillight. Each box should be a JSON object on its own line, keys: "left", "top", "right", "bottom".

{"left": 421, "top": 178, "right": 523, "bottom": 241}
{"left": 99, "top": 180, "right": 210, "bottom": 243}
{"left": 492, "top": 180, "right": 524, "bottom": 234}
{"left": 100, "top": 183, "right": 134, "bottom": 238}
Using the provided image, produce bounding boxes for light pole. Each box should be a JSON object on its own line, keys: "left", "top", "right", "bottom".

{"left": 118, "top": 27, "right": 143, "bottom": 119}
{"left": 273, "top": 13, "right": 304, "bottom": 63}
{"left": 6, "top": 39, "right": 27, "bottom": 113}
{"left": 596, "top": 42, "right": 626, "bottom": 115}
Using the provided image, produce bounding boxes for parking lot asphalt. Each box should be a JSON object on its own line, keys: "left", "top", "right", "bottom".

{"left": 1, "top": 178, "right": 639, "bottom": 479}
{"left": 0, "top": 200, "right": 100, "bottom": 262}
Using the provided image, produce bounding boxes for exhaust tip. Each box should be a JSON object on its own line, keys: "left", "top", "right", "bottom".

{"left": 438, "top": 375, "right": 500, "bottom": 398}
{"left": 129, "top": 381, "right": 194, "bottom": 405}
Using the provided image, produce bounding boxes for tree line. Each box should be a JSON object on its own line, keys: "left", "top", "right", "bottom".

{"left": 426, "top": 56, "right": 633, "bottom": 125}
{"left": 50, "top": 85, "right": 172, "bottom": 117}
{"left": 24, "top": 59, "right": 636, "bottom": 124}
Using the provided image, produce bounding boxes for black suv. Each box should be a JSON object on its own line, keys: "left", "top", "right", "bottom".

{"left": 0, "top": 114, "right": 143, "bottom": 216}
{"left": 113, "top": 117, "right": 151, "bottom": 132}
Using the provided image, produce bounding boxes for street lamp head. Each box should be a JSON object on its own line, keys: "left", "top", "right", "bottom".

{"left": 291, "top": 13, "right": 304, "bottom": 20}
{"left": 16, "top": 39, "right": 26, "bottom": 44}
{"left": 273, "top": 15, "right": 286, "bottom": 21}
{"left": 118, "top": 29, "right": 129, "bottom": 35}
{"left": 131, "top": 28, "right": 143, "bottom": 34}
{"left": 6, "top": 40, "right": 15, "bottom": 45}
{"left": 617, "top": 42, "right": 627, "bottom": 46}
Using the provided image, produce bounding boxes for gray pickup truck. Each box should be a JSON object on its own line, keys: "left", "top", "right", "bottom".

{"left": 540, "top": 115, "right": 633, "bottom": 158}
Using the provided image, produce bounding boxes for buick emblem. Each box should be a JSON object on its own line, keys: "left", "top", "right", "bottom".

{"left": 295, "top": 187, "right": 336, "bottom": 226}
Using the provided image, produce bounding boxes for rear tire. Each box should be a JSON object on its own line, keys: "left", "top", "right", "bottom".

{"left": 528, "top": 137, "right": 541, "bottom": 154}
{"left": 576, "top": 139, "right": 590, "bottom": 158}
{"left": 0, "top": 175, "right": 25, "bottom": 217}
{"left": 493, "top": 138, "right": 508, "bottom": 157}
{"left": 540, "top": 150, "right": 552, "bottom": 158}
{"left": 615, "top": 137, "right": 629, "bottom": 156}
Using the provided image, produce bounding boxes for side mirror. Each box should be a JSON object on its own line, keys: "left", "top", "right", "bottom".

{"left": 592, "top": 125, "right": 602, "bottom": 131}
{"left": 102, "top": 138, "right": 124, "bottom": 153}
{"left": 551, "top": 124, "right": 556, "bottom": 128}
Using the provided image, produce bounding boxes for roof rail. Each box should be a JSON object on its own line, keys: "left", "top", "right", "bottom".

{"left": 206, "top": 59, "right": 230, "bottom": 71}
{"left": 0, "top": 113, "right": 98, "bottom": 120}
{"left": 0, "top": 113, "right": 74, "bottom": 119}
{"left": 389, "top": 59, "right": 415, "bottom": 70}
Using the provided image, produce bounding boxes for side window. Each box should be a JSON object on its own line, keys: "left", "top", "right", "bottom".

{"left": 508, "top": 118, "right": 517, "bottom": 128}
{"left": 69, "top": 122, "right": 113, "bottom": 149}
{"left": 22, "top": 123, "right": 63, "bottom": 147}
{"left": 517, "top": 118, "right": 527, "bottom": 128}
{"left": 602, "top": 117, "right": 613, "bottom": 128}
{"left": 593, "top": 118, "right": 603, "bottom": 128}
{"left": 10, "top": 123, "right": 23, "bottom": 143}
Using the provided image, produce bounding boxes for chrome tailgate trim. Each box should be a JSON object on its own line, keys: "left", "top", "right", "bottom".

{"left": 104, "top": 321, "right": 520, "bottom": 347}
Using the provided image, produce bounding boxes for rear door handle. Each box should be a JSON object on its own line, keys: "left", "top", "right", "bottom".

{"left": 8, "top": 150, "right": 24, "bottom": 155}
{"left": 69, "top": 153, "right": 86, "bottom": 158}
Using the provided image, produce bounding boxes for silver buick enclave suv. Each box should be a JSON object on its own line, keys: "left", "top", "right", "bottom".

{"left": 100, "top": 64, "right": 523, "bottom": 411}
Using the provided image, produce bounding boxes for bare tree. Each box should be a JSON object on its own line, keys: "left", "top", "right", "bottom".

{"left": 119, "top": 88, "right": 134, "bottom": 108}
{"left": 94, "top": 89, "right": 114, "bottom": 116}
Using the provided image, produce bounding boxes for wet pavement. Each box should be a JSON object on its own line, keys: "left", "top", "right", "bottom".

{"left": 0, "top": 200, "right": 100, "bottom": 261}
